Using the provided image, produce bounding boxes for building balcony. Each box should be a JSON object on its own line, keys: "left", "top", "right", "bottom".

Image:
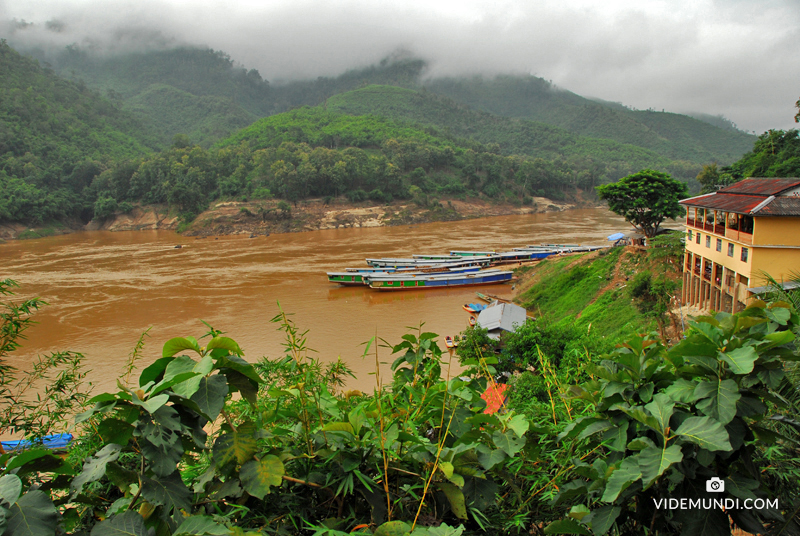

{"left": 725, "top": 228, "right": 753, "bottom": 245}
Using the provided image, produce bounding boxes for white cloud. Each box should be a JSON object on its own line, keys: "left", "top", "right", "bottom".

{"left": 2, "top": 0, "right": 798, "bottom": 133}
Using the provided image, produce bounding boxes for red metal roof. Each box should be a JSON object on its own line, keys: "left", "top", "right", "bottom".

{"left": 680, "top": 193, "right": 767, "bottom": 213}
{"left": 719, "top": 178, "right": 800, "bottom": 195}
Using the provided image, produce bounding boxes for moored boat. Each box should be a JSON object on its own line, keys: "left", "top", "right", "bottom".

{"left": 367, "top": 269, "right": 514, "bottom": 290}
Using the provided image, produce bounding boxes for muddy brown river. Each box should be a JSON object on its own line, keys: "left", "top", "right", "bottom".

{"left": 1, "top": 209, "right": 628, "bottom": 395}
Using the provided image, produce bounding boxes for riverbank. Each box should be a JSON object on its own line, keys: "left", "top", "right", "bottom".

{"left": 0, "top": 194, "right": 593, "bottom": 241}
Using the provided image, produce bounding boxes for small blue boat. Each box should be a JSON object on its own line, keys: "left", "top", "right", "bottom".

{"left": 1, "top": 433, "right": 73, "bottom": 452}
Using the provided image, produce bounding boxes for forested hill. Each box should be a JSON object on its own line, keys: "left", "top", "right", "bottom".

{"left": 424, "top": 75, "right": 756, "bottom": 164}
{"left": 22, "top": 43, "right": 753, "bottom": 166}
{"left": 0, "top": 40, "right": 154, "bottom": 223}
{"left": 324, "top": 85, "right": 694, "bottom": 180}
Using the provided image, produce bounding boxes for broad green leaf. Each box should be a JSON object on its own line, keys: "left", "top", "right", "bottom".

{"left": 374, "top": 521, "right": 412, "bottom": 536}
{"left": 98, "top": 418, "right": 135, "bottom": 446}
{"left": 6, "top": 490, "right": 58, "bottom": 536}
{"left": 90, "top": 510, "right": 147, "bottom": 536}
{"left": 0, "top": 475, "right": 21, "bottom": 506}
{"left": 506, "top": 414, "right": 529, "bottom": 437}
{"left": 492, "top": 429, "right": 525, "bottom": 457}
{"left": 476, "top": 445, "right": 506, "bottom": 470}
{"left": 162, "top": 337, "right": 201, "bottom": 357}
{"left": 190, "top": 375, "right": 229, "bottom": 421}
{"left": 696, "top": 379, "right": 740, "bottom": 425}
{"left": 130, "top": 393, "right": 169, "bottom": 414}
{"left": 664, "top": 379, "right": 697, "bottom": 403}
{"left": 240, "top": 456, "right": 285, "bottom": 500}
{"left": 437, "top": 482, "right": 467, "bottom": 520}
{"left": 139, "top": 356, "right": 174, "bottom": 386}
{"left": 615, "top": 405, "right": 660, "bottom": 433}
{"left": 164, "top": 355, "right": 200, "bottom": 381}
{"left": 678, "top": 507, "right": 730, "bottom": 536}
{"left": 105, "top": 463, "right": 138, "bottom": 492}
{"left": 568, "top": 504, "right": 590, "bottom": 521}
{"left": 174, "top": 515, "right": 230, "bottom": 536}
{"left": 627, "top": 437, "right": 656, "bottom": 451}
{"left": 720, "top": 346, "right": 758, "bottom": 374}
{"left": 410, "top": 523, "right": 464, "bottom": 536}
{"left": 644, "top": 393, "right": 674, "bottom": 436}
{"left": 6, "top": 449, "right": 71, "bottom": 475}
{"left": 587, "top": 505, "right": 621, "bottom": 535}
{"left": 577, "top": 420, "right": 614, "bottom": 441}
{"left": 141, "top": 472, "right": 191, "bottom": 514}
{"left": 321, "top": 422, "right": 354, "bottom": 434}
{"left": 348, "top": 407, "right": 367, "bottom": 436}
{"left": 601, "top": 457, "right": 641, "bottom": 503}
{"left": 206, "top": 336, "right": 243, "bottom": 356}
{"left": 214, "top": 355, "right": 262, "bottom": 383}
{"left": 543, "top": 518, "right": 591, "bottom": 535}
{"left": 71, "top": 444, "right": 122, "bottom": 493}
{"left": 602, "top": 421, "right": 628, "bottom": 452}
{"left": 674, "top": 416, "right": 732, "bottom": 451}
{"left": 213, "top": 420, "right": 258, "bottom": 467}
{"left": 439, "top": 461, "right": 455, "bottom": 479}
{"left": 224, "top": 370, "right": 258, "bottom": 404}
{"left": 765, "top": 307, "right": 791, "bottom": 325}
{"left": 639, "top": 444, "right": 683, "bottom": 488}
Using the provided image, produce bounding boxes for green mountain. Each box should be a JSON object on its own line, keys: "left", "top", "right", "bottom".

{"left": 26, "top": 44, "right": 752, "bottom": 168}
{"left": 124, "top": 84, "right": 256, "bottom": 146}
{"left": 0, "top": 40, "right": 154, "bottom": 223}
{"left": 325, "top": 85, "right": 694, "bottom": 181}
{"left": 424, "top": 75, "right": 755, "bottom": 165}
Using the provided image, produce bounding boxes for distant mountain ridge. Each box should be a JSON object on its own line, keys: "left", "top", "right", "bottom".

{"left": 19, "top": 43, "right": 754, "bottom": 166}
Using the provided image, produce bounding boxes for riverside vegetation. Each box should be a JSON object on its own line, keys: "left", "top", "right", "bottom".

{"left": 2, "top": 241, "right": 800, "bottom": 536}
{"left": 0, "top": 39, "right": 767, "bottom": 232}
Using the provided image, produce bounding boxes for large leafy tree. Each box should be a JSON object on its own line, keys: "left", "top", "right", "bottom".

{"left": 596, "top": 169, "right": 688, "bottom": 238}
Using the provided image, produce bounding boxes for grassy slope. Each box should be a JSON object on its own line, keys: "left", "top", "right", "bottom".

{"left": 424, "top": 75, "right": 755, "bottom": 165}
{"left": 516, "top": 248, "right": 659, "bottom": 343}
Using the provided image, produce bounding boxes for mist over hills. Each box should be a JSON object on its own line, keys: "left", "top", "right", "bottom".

{"left": 0, "top": 39, "right": 775, "bottom": 228}
{"left": 19, "top": 43, "right": 754, "bottom": 165}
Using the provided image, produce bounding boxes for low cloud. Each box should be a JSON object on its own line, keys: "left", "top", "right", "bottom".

{"left": 2, "top": 0, "right": 798, "bottom": 133}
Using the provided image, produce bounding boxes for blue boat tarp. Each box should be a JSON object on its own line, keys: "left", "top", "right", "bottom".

{"left": 1, "top": 433, "right": 73, "bottom": 452}
{"left": 607, "top": 232, "right": 625, "bottom": 241}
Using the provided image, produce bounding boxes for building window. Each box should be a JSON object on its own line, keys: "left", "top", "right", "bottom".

{"left": 705, "top": 236, "right": 711, "bottom": 248}
{"left": 688, "top": 229, "right": 693, "bottom": 241}
{"left": 727, "top": 243, "right": 734, "bottom": 257}
{"left": 741, "top": 247, "right": 749, "bottom": 262}
{"left": 716, "top": 238, "right": 722, "bottom": 252}
{"left": 696, "top": 233, "right": 701, "bottom": 244}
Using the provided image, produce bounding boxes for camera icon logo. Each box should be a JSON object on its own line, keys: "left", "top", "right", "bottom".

{"left": 706, "top": 477, "right": 725, "bottom": 493}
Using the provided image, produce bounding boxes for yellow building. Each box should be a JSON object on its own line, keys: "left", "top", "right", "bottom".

{"left": 680, "top": 178, "right": 800, "bottom": 312}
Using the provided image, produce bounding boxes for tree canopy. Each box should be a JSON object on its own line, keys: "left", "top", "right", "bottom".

{"left": 596, "top": 168, "right": 688, "bottom": 237}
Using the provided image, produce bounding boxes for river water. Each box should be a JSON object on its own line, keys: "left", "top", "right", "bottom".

{"left": 1, "top": 208, "right": 628, "bottom": 394}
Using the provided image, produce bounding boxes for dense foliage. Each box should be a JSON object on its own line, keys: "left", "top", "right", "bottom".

{"left": 725, "top": 129, "right": 800, "bottom": 180}
{"left": 0, "top": 40, "right": 154, "bottom": 224}
{"left": 550, "top": 301, "right": 800, "bottom": 535}
{"left": 1, "top": 259, "right": 799, "bottom": 535}
{"left": 423, "top": 75, "right": 755, "bottom": 164}
{"left": 596, "top": 170, "right": 688, "bottom": 238}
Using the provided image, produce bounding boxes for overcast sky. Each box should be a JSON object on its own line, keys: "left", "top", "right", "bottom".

{"left": 2, "top": 0, "right": 798, "bottom": 134}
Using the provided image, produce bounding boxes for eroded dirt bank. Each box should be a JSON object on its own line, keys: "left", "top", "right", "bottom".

{"left": 0, "top": 195, "right": 594, "bottom": 240}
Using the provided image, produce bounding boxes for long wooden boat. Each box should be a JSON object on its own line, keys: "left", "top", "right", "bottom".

{"left": 328, "top": 266, "right": 481, "bottom": 286}
{"left": 449, "top": 250, "right": 498, "bottom": 257}
{"left": 365, "top": 256, "right": 493, "bottom": 268}
{"left": 412, "top": 254, "right": 459, "bottom": 260}
{"left": 367, "top": 269, "right": 514, "bottom": 290}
